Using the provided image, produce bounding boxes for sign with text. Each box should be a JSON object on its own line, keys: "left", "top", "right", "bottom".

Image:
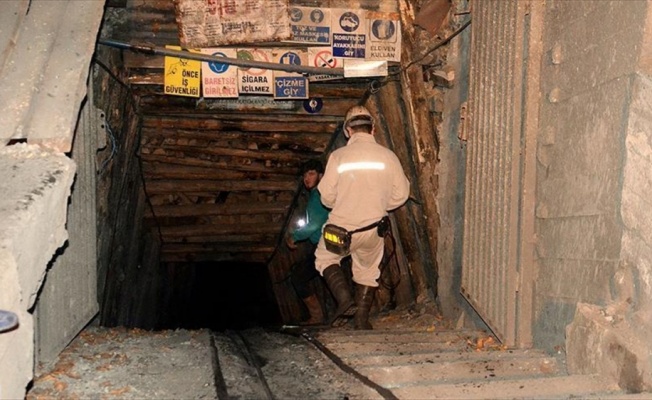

{"left": 331, "top": 9, "right": 367, "bottom": 59}
{"left": 366, "top": 12, "right": 402, "bottom": 62}
{"left": 237, "top": 48, "right": 274, "bottom": 95}
{"left": 201, "top": 48, "right": 238, "bottom": 98}
{"left": 175, "top": 0, "right": 291, "bottom": 47}
{"left": 287, "top": 6, "right": 331, "bottom": 44}
{"left": 164, "top": 45, "right": 201, "bottom": 98}
{"left": 273, "top": 49, "right": 308, "bottom": 99}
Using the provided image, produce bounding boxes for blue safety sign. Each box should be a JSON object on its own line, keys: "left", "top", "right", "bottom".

{"left": 339, "top": 12, "right": 360, "bottom": 32}
{"left": 208, "top": 52, "right": 229, "bottom": 74}
{"left": 280, "top": 51, "right": 302, "bottom": 65}
{"left": 275, "top": 76, "right": 308, "bottom": 99}
{"left": 303, "top": 98, "right": 323, "bottom": 113}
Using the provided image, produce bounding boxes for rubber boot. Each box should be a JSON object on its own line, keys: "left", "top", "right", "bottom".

{"left": 300, "top": 294, "right": 324, "bottom": 325}
{"left": 354, "top": 284, "right": 377, "bottom": 330}
{"left": 322, "top": 264, "right": 355, "bottom": 327}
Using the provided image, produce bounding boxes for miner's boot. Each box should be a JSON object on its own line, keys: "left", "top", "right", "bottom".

{"left": 322, "top": 264, "right": 356, "bottom": 327}
{"left": 301, "top": 294, "right": 325, "bottom": 325}
{"left": 354, "top": 284, "right": 377, "bottom": 330}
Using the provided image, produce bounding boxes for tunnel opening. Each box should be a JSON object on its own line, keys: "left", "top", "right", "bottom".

{"left": 161, "top": 261, "right": 283, "bottom": 331}
{"left": 90, "top": 0, "right": 444, "bottom": 337}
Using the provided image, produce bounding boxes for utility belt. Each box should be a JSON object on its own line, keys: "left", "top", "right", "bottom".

{"left": 323, "top": 216, "right": 390, "bottom": 256}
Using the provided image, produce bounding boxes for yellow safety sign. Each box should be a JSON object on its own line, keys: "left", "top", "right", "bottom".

{"left": 164, "top": 46, "right": 201, "bottom": 97}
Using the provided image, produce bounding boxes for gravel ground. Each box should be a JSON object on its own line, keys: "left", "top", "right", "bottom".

{"left": 25, "top": 305, "right": 446, "bottom": 400}
{"left": 27, "top": 327, "right": 216, "bottom": 400}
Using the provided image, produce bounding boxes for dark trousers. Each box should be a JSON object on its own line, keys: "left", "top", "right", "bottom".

{"left": 290, "top": 243, "right": 319, "bottom": 298}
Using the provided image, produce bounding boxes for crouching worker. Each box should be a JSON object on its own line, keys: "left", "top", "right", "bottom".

{"left": 315, "top": 105, "right": 410, "bottom": 330}
{"left": 286, "top": 159, "right": 329, "bottom": 325}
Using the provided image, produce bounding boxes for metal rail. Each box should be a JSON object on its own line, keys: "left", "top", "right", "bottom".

{"left": 300, "top": 331, "right": 399, "bottom": 400}
{"left": 98, "top": 40, "right": 345, "bottom": 76}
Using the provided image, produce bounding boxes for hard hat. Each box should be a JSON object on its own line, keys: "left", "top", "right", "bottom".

{"left": 344, "top": 105, "right": 374, "bottom": 130}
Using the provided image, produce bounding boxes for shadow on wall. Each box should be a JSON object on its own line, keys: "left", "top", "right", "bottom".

{"left": 166, "top": 261, "right": 282, "bottom": 331}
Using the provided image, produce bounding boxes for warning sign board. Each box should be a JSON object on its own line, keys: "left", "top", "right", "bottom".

{"left": 331, "top": 8, "right": 367, "bottom": 59}
{"left": 201, "top": 48, "right": 238, "bottom": 98}
{"left": 237, "top": 48, "right": 274, "bottom": 95}
{"left": 366, "top": 12, "right": 402, "bottom": 62}
{"left": 287, "top": 6, "right": 331, "bottom": 44}
{"left": 175, "top": 0, "right": 292, "bottom": 47}
{"left": 164, "top": 45, "right": 201, "bottom": 97}
{"left": 273, "top": 49, "right": 309, "bottom": 99}
{"left": 308, "top": 47, "right": 342, "bottom": 82}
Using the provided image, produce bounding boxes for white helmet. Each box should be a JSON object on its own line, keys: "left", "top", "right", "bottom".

{"left": 344, "top": 105, "right": 374, "bottom": 131}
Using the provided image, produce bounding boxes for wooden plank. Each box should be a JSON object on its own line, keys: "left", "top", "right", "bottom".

{"left": 140, "top": 144, "right": 320, "bottom": 162}
{"left": 151, "top": 203, "right": 289, "bottom": 217}
{"left": 145, "top": 179, "right": 297, "bottom": 194}
{"left": 159, "top": 223, "right": 281, "bottom": 236}
{"left": 142, "top": 115, "right": 339, "bottom": 133}
{"left": 142, "top": 163, "right": 301, "bottom": 181}
{"left": 141, "top": 129, "right": 332, "bottom": 147}
{"left": 139, "top": 154, "right": 300, "bottom": 175}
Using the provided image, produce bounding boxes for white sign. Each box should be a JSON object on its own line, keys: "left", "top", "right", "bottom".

{"left": 308, "top": 47, "right": 342, "bottom": 82}
{"left": 287, "top": 6, "right": 331, "bottom": 44}
{"left": 331, "top": 9, "right": 367, "bottom": 59}
{"left": 344, "top": 59, "right": 388, "bottom": 78}
{"left": 273, "top": 49, "right": 309, "bottom": 99}
{"left": 176, "top": 0, "right": 291, "bottom": 47}
{"left": 201, "top": 48, "right": 238, "bottom": 98}
{"left": 237, "top": 48, "right": 274, "bottom": 95}
{"left": 366, "top": 12, "right": 402, "bottom": 62}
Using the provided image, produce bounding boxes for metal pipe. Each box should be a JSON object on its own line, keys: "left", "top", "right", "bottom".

{"left": 98, "top": 40, "right": 345, "bottom": 76}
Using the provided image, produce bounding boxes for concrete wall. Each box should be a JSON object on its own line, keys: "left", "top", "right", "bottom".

{"left": 535, "top": 0, "right": 649, "bottom": 350}
{"left": 0, "top": 146, "right": 75, "bottom": 399}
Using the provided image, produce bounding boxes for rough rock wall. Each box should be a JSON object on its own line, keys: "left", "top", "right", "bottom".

{"left": 566, "top": 73, "right": 652, "bottom": 392}
{"left": 0, "top": 146, "right": 75, "bottom": 399}
{"left": 536, "top": 0, "right": 649, "bottom": 350}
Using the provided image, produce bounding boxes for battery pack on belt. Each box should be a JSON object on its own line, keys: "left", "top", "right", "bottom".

{"left": 322, "top": 216, "right": 390, "bottom": 256}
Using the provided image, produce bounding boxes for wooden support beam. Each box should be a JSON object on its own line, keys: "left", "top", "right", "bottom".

{"left": 160, "top": 223, "right": 281, "bottom": 237}
{"left": 140, "top": 143, "right": 319, "bottom": 162}
{"left": 145, "top": 179, "right": 297, "bottom": 194}
{"left": 139, "top": 154, "right": 301, "bottom": 175}
{"left": 151, "top": 202, "right": 289, "bottom": 218}
{"left": 141, "top": 129, "right": 332, "bottom": 148}
{"left": 142, "top": 115, "right": 339, "bottom": 133}
{"left": 142, "top": 163, "right": 301, "bottom": 181}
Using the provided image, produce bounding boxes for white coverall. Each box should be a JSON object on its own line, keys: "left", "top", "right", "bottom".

{"left": 315, "top": 132, "right": 410, "bottom": 287}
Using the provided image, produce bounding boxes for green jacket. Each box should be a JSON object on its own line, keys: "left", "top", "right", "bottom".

{"left": 292, "top": 188, "right": 329, "bottom": 245}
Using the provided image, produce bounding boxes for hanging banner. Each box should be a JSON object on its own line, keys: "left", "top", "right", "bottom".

{"left": 366, "top": 12, "right": 402, "bottom": 62}
{"left": 308, "top": 47, "right": 342, "bottom": 82}
{"left": 175, "top": 0, "right": 292, "bottom": 48}
{"left": 237, "top": 48, "right": 274, "bottom": 95}
{"left": 287, "top": 6, "right": 331, "bottom": 45}
{"left": 273, "top": 49, "right": 309, "bottom": 100}
{"left": 201, "top": 48, "right": 238, "bottom": 98}
{"left": 164, "top": 45, "right": 201, "bottom": 98}
{"left": 331, "top": 8, "right": 367, "bottom": 59}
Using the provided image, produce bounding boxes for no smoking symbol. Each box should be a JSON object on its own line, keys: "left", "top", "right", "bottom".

{"left": 314, "top": 51, "right": 337, "bottom": 68}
